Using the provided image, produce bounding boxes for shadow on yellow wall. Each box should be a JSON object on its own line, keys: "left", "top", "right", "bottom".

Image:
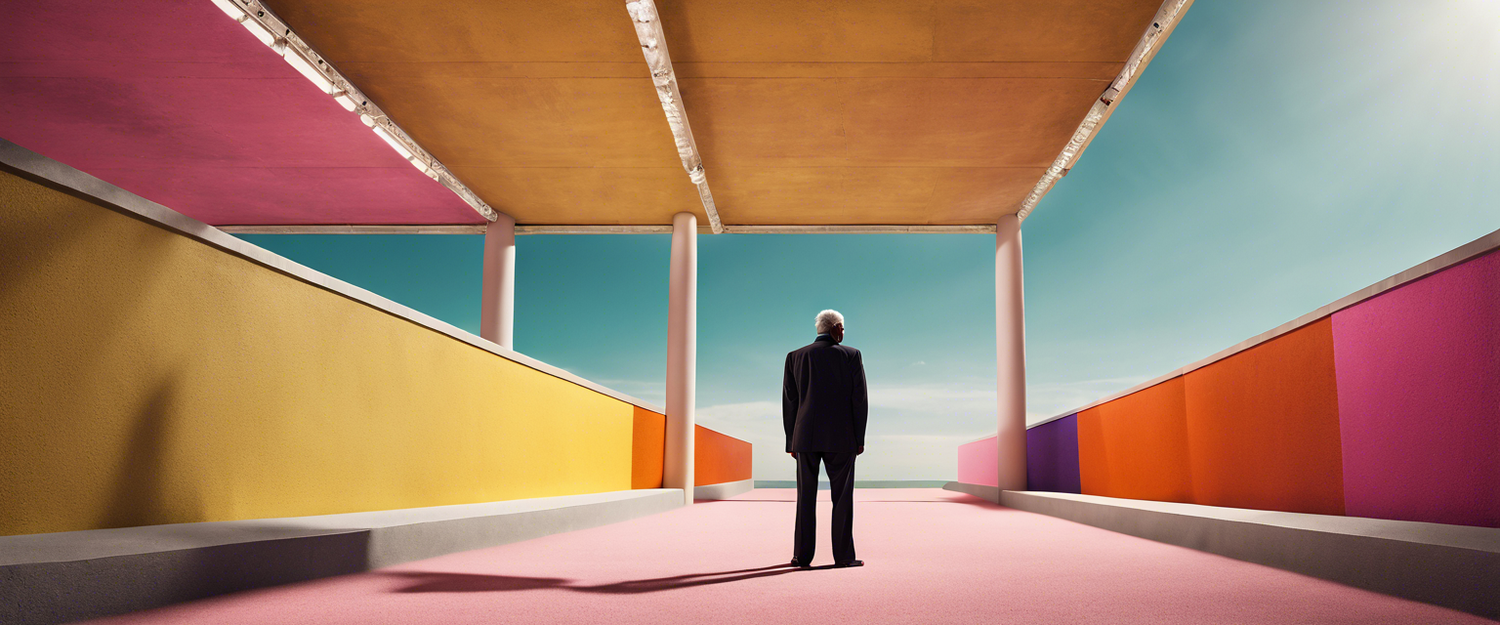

{"left": 0, "top": 170, "right": 637, "bottom": 536}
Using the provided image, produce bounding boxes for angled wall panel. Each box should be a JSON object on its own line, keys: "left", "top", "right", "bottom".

{"left": 0, "top": 2, "right": 476, "bottom": 226}
{"left": 1184, "top": 319, "right": 1344, "bottom": 515}
{"left": 631, "top": 407, "right": 666, "bottom": 489}
{"left": 957, "top": 436, "right": 999, "bottom": 487}
{"left": 1077, "top": 378, "right": 1192, "bottom": 503}
{"left": 0, "top": 169, "right": 623, "bottom": 536}
{"left": 695, "top": 425, "right": 753, "bottom": 486}
{"left": 1333, "top": 250, "right": 1500, "bottom": 528}
{"left": 1026, "top": 415, "right": 1081, "bottom": 493}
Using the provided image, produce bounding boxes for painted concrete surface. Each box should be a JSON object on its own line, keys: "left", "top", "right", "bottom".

{"left": 0, "top": 163, "right": 638, "bottom": 535}
{"left": 1025, "top": 414, "right": 1080, "bottom": 493}
{"left": 694, "top": 425, "right": 753, "bottom": 487}
{"left": 1333, "top": 249, "right": 1500, "bottom": 528}
{"left": 0, "top": 1, "right": 474, "bottom": 225}
{"left": 996, "top": 489, "right": 1500, "bottom": 620}
{"left": 1078, "top": 377, "right": 1193, "bottom": 503}
{"left": 956, "top": 436, "right": 999, "bottom": 487}
{"left": 1, "top": 491, "right": 682, "bottom": 625}
{"left": 1000, "top": 229, "right": 1499, "bottom": 529}
{"left": 693, "top": 479, "right": 754, "bottom": 501}
{"left": 68, "top": 489, "right": 1496, "bottom": 625}
{"left": 1182, "top": 319, "right": 1346, "bottom": 516}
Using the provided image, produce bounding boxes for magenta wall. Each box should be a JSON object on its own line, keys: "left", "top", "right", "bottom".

{"left": 957, "top": 436, "right": 998, "bottom": 488}
{"left": 1332, "top": 249, "right": 1500, "bottom": 527}
{"left": 0, "top": 1, "right": 476, "bottom": 226}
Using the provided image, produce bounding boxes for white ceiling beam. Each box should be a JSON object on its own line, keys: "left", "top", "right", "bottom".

{"left": 207, "top": 0, "right": 501, "bottom": 223}
{"left": 725, "top": 225, "right": 998, "bottom": 234}
{"left": 625, "top": 0, "right": 725, "bottom": 234}
{"left": 1016, "top": 0, "right": 1194, "bottom": 223}
{"left": 216, "top": 224, "right": 488, "bottom": 235}
{"left": 215, "top": 224, "right": 999, "bottom": 235}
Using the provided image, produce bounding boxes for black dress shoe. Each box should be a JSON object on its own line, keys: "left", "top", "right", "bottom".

{"left": 833, "top": 560, "right": 864, "bottom": 568}
{"left": 791, "top": 558, "right": 812, "bottom": 569}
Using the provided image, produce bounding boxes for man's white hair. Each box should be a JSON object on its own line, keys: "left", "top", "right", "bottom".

{"left": 815, "top": 309, "right": 845, "bottom": 334}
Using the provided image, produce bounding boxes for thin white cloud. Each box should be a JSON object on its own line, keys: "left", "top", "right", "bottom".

{"left": 867, "top": 382, "right": 994, "bottom": 415}
{"left": 593, "top": 378, "right": 666, "bottom": 406}
{"left": 1025, "top": 375, "right": 1151, "bottom": 424}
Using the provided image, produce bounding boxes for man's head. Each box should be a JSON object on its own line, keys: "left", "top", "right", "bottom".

{"left": 815, "top": 309, "right": 845, "bottom": 343}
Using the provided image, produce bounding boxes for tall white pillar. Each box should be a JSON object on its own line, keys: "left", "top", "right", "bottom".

{"left": 480, "top": 214, "right": 516, "bottom": 350}
{"left": 664, "top": 212, "right": 697, "bottom": 505}
{"left": 995, "top": 214, "right": 1028, "bottom": 494}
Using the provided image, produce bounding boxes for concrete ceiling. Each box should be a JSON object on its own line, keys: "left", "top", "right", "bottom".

{"left": 263, "top": 0, "right": 1166, "bottom": 227}
{"left": 1, "top": 0, "right": 1175, "bottom": 228}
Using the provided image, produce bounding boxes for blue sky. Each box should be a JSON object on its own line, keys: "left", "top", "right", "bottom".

{"left": 237, "top": 0, "right": 1499, "bottom": 481}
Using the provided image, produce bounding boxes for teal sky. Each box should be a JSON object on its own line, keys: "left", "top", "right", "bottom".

{"left": 236, "top": 0, "right": 1499, "bottom": 481}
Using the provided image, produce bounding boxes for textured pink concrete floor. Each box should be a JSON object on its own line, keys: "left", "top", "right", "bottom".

{"left": 83, "top": 490, "right": 1494, "bottom": 624}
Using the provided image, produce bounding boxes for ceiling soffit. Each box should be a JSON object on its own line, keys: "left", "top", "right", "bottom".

{"left": 263, "top": 0, "right": 1171, "bottom": 227}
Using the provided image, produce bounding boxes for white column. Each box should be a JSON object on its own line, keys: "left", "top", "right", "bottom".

{"left": 995, "top": 214, "right": 1028, "bottom": 495}
{"left": 664, "top": 212, "right": 697, "bottom": 505}
{"left": 480, "top": 214, "right": 516, "bottom": 350}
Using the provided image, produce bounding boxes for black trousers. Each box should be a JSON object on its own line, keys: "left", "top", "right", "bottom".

{"left": 794, "top": 451, "right": 857, "bottom": 564}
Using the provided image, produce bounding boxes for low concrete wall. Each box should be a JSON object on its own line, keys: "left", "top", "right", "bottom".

{"left": 694, "top": 479, "right": 754, "bottom": 500}
{"left": 942, "top": 481, "right": 1000, "bottom": 503}
{"left": 947, "top": 484, "right": 1500, "bottom": 621}
{"left": 0, "top": 489, "right": 682, "bottom": 625}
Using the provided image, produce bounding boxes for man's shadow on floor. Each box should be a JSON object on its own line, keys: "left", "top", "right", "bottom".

{"left": 387, "top": 562, "right": 839, "bottom": 595}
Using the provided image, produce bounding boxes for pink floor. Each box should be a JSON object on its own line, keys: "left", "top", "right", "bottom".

{"left": 83, "top": 489, "right": 1494, "bottom": 624}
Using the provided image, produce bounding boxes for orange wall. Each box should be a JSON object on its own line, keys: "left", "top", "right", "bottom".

{"left": 631, "top": 407, "right": 666, "bottom": 489}
{"left": 696, "top": 425, "right": 753, "bottom": 486}
{"left": 1077, "top": 377, "right": 1193, "bottom": 503}
{"left": 1074, "top": 322, "right": 1345, "bottom": 515}
{"left": 630, "top": 412, "right": 753, "bottom": 488}
{"left": 1184, "top": 319, "right": 1345, "bottom": 515}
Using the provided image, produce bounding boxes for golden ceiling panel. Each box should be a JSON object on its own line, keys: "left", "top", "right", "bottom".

{"left": 264, "top": 0, "right": 1169, "bottom": 226}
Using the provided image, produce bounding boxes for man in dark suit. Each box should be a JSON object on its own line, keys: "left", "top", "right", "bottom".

{"left": 783, "top": 309, "right": 868, "bottom": 569}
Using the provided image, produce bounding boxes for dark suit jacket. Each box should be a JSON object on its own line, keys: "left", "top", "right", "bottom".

{"left": 783, "top": 335, "right": 868, "bottom": 453}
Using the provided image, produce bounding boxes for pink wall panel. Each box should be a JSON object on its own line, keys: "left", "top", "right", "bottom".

{"left": 958, "top": 436, "right": 999, "bottom": 487}
{"left": 0, "top": 1, "right": 478, "bottom": 226}
{"left": 1333, "top": 250, "right": 1500, "bottom": 528}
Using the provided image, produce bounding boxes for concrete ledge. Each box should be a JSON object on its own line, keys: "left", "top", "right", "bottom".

{"left": 941, "top": 481, "right": 1000, "bottom": 503}
{"left": 953, "top": 486, "right": 1500, "bottom": 620}
{"left": 694, "top": 479, "right": 754, "bottom": 500}
{"left": 0, "top": 489, "right": 683, "bottom": 625}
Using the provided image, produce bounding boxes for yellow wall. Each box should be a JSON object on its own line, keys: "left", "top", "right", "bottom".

{"left": 0, "top": 170, "right": 637, "bottom": 536}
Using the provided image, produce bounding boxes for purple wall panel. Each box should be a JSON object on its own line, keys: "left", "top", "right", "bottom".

{"left": 1026, "top": 415, "right": 1081, "bottom": 494}
{"left": 1332, "top": 250, "right": 1500, "bottom": 528}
